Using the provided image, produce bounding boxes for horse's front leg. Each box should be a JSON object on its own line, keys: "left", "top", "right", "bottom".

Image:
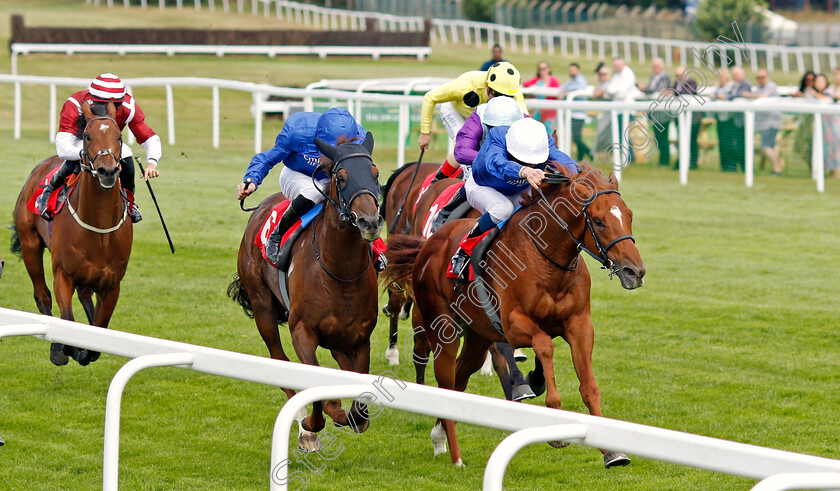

{"left": 565, "top": 314, "right": 631, "bottom": 467}
{"left": 50, "top": 269, "right": 76, "bottom": 365}
{"left": 290, "top": 323, "right": 326, "bottom": 434}
{"left": 69, "top": 285, "right": 122, "bottom": 366}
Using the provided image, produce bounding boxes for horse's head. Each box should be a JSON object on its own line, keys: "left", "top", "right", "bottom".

{"left": 314, "top": 132, "right": 384, "bottom": 242}
{"left": 80, "top": 101, "right": 123, "bottom": 190}
{"left": 546, "top": 163, "right": 646, "bottom": 289}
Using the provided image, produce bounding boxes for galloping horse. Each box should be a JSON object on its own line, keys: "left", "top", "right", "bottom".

{"left": 381, "top": 163, "right": 646, "bottom": 467}
{"left": 229, "top": 134, "right": 383, "bottom": 450}
{"left": 12, "top": 101, "right": 132, "bottom": 366}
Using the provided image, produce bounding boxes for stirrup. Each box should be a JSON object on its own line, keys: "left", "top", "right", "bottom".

{"left": 450, "top": 250, "right": 471, "bottom": 282}
{"left": 36, "top": 189, "right": 55, "bottom": 220}
{"left": 129, "top": 205, "right": 142, "bottom": 223}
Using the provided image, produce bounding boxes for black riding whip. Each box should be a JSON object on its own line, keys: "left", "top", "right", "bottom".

{"left": 388, "top": 149, "right": 424, "bottom": 234}
{"left": 134, "top": 156, "right": 175, "bottom": 254}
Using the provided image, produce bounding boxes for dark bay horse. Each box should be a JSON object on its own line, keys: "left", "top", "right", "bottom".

{"left": 12, "top": 101, "right": 132, "bottom": 366}
{"left": 379, "top": 161, "right": 439, "bottom": 364}
{"left": 381, "top": 163, "right": 646, "bottom": 467}
{"left": 229, "top": 134, "right": 383, "bottom": 451}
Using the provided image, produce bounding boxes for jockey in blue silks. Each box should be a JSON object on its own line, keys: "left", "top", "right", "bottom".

{"left": 451, "top": 117, "right": 579, "bottom": 281}
{"left": 237, "top": 108, "right": 367, "bottom": 264}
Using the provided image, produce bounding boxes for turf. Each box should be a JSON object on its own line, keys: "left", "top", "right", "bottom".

{"left": 1, "top": 2, "right": 839, "bottom": 490}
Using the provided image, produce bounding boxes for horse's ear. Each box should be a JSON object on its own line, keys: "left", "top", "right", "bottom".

{"left": 314, "top": 137, "right": 338, "bottom": 162}
{"left": 82, "top": 100, "right": 93, "bottom": 121}
{"left": 106, "top": 101, "right": 117, "bottom": 119}
{"left": 361, "top": 131, "right": 374, "bottom": 154}
{"left": 606, "top": 172, "right": 619, "bottom": 189}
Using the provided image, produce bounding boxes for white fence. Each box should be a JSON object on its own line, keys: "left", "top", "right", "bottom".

{"left": 2, "top": 74, "right": 836, "bottom": 192}
{"left": 86, "top": 0, "right": 840, "bottom": 75}
{"left": 3, "top": 306, "right": 840, "bottom": 490}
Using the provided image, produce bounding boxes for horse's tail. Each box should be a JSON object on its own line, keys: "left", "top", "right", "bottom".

{"left": 227, "top": 273, "right": 254, "bottom": 319}
{"left": 379, "top": 235, "right": 426, "bottom": 301}
{"left": 9, "top": 224, "right": 21, "bottom": 258}
{"left": 380, "top": 162, "right": 416, "bottom": 218}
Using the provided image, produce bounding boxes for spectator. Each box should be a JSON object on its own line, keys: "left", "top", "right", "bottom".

{"left": 724, "top": 66, "right": 752, "bottom": 172}
{"left": 606, "top": 57, "right": 638, "bottom": 161}
{"left": 714, "top": 69, "right": 738, "bottom": 171}
{"left": 827, "top": 67, "right": 840, "bottom": 101}
{"left": 558, "top": 63, "right": 591, "bottom": 161}
{"left": 639, "top": 58, "right": 671, "bottom": 166}
{"left": 674, "top": 66, "right": 701, "bottom": 170}
{"left": 480, "top": 44, "right": 506, "bottom": 71}
{"left": 808, "top": 74, "right": 840, "bottom": 178}
{"left": 790, "top": 71, "right": 816, "bottom": 98}
{"left": 743, "top": 69, "right": 782, "bottom": 175}
{"left": 593, "top": 63, "right": 614, "bottom": 152}
{"left": 522, "top": 61, "right": 560, "bottom": 132}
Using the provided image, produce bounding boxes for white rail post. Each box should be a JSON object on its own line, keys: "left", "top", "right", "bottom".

{"left": 270, "top": 384, "right": 373, "bottom": 491}
{"left": 253, "top": 90, "right": 263, "bottom": 154}
{"left": 812, "top": 112, "right": 825, "bottom": 193}
{"left": 14, "top": 81, "right": 22, "bottom": 140}
{"left": 745, "top": 110, "right": 755, "bottom": 188}
{"left": 165, "top": 84, "right": 175, "bottom": 145}
{"left": 212, "top": 85, "right": 220, "bottom": 149}
{"left": 751, "top": 472, "right": 840, "bottom": 491}
{"left": 483, "top": 424, "right": 588, "bottom": 491}
{"left": 102, "top": 353, "right": 194, "bottom": 491}
{"left": 679, "top": 111, "right": 689, "bottom": 186}
{"left": 397, "top": 102, "right": 408, "bottom": 168}
{"left": 610, "top": 109, "right": 621, "bottom": 180}
{"left": 49, "top": 84, "right": 57, "bottom": 143}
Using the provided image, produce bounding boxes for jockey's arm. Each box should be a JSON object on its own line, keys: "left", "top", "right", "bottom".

{"left": 546, "top": 133, "right": 579, "bottom": 173}
{"left": 128, "top": 103, "right": 162, "bottom": 178}
{"left": 238, "top": 130, "right": 292, "bottom": 199}
{"left": 55, "top": 132, "right": 84, "bottom": 162}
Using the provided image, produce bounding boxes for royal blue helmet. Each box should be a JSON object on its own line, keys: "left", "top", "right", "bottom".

{"left": 315, "top": 108, "right": 362, "bottom": 146}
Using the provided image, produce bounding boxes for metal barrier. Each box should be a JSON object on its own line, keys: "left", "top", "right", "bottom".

{"left": 3, "top": 307, "right": 840, "bottom": 490}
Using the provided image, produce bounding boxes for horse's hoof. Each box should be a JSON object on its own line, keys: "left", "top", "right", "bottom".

{"left": 74, "top": 349, "right": 92, "bottom": 366}
{"left": 49, "top": 344, "right": 69, "bottom": 366}
{"left": 385, "top": 345, "right": 400, "bottom": 366}
{"left": 548, "top": 440, "right": 570, "bottom": 448}
{"left": 431, "top": 423, "right": 447, "bottom": 456}
{"left": 0, "top": 435, "right": 4, "bottom": 446}
{"left": 511, "top": 384, "right": 536, "bottom": 401}
{"left": 513, "top": 348, "right": 527, "bottom": 362}
{"left": 88, "top": 351, "right": 101, "bottom": 363}
{"left": 525, "top": 370, "right": 546, "bottom": 397}
{"left": 604, "top": 451, "right": 631, "bottom": 468}
{"left": 350, "top": 417, "right": 370, "bottom": 434}
{"left": 297, "top": 432, "right": 321, "bottom": 453}
{"left": 454, "top": 459, "right": 464, "bottom": 467}
{"left": 479, "top": 353, "right": 493, "bottom": 376}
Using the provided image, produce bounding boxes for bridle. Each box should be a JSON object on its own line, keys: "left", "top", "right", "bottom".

{"left": 79, "top": 116, "right": 122, "bottom": 178}
{"left": 312, "top": 149, "right": 379, "bottom": 228}
{"left": 533, "top": 176, "right": 635, "bottom": 277}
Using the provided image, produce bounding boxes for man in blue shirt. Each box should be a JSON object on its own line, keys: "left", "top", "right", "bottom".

{"left": 558, "top": 63, "right": 592, "bottom": 161}
{"left": 450, "top": 118, "right": 577, "bottom": 281}
{"left": 480, "top": 44, "right": 506, "bottom": 71}
{"left": 236, "top": 108, "right": 365, "bottom": 263}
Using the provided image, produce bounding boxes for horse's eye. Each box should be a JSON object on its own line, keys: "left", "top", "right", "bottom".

{"left": 594, "top": 218, "right": 604, "bottom": 227}
{"left": 84, "top": 134, "right": 91, "bottom": 142}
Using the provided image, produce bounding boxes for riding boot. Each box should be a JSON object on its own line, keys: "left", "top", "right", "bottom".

{"left": 36, "top": 159, "right": 78, "bottom": 220}
{"left": 430, "top": 160, "right": 461, "bottom": 183}
{"left": 431, "top": 186, "right": 467, "bottom": 233}
{"left": 265, "top": 195, "right": 316, "bottom": 266}
{"left": 450, "top": 214, "right": 494, "bottom": 282}
{"left": 119, "top": 157, "right": 142, "bottom": 223}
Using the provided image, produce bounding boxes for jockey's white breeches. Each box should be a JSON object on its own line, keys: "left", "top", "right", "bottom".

{"left": 439, "top": 102, "right": 467, "bottom": 141}
{"left": 464, "top": 174, "right": 523, "bottom": 224}
{"left": 279, "top": 166, "right": 329, "bottom": 204}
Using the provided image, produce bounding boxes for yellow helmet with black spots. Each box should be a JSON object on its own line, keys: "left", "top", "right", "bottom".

{"left": 486, "top": 62, "right": 522, "bottom": 96}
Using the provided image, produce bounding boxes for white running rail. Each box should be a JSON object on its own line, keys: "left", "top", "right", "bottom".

{"left": 2, "top": 307, "right": 840, "bottom": 490}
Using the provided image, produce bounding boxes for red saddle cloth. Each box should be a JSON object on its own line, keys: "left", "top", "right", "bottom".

{"left": 26, "top": 167, "right": 79, "bottom": 217}
{"left": 412, "top": 173, "right": 436, "bottom": 215}
{"left": 255, "top": 200, "right": 304, "bottom": 268}
{"left": 420, "top": 182, "right": 465, "bottom": 239}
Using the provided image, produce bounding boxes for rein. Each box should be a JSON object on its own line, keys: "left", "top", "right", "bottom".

{"left": 532, "top": 183, "right": 635, "bottom": 276}
{"left": 312, "top": 151, "right": 378, "bottom": 227}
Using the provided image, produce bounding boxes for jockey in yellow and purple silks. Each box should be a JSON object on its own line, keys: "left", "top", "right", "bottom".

{"left": 450, "top": 118, "right": 578, "bottom": 282}
{"left": 418, "top": 62, "right": 528, "bottom": 181}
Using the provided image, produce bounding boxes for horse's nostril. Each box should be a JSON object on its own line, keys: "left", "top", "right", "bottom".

{"left": 622, "top": 267, "right": 637, "bottom": 278}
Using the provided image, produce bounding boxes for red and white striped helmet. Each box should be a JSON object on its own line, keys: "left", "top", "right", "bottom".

{"left": 88, "top": 73, "right": 126, "bottom": 103}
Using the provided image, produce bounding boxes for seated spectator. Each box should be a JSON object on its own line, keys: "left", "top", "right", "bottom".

{"left": 639, "top": 58, "right": 671, "bottom": 166}
{"left": 480, "top": 44, "right": 506, "bottom": 71}
{"left": 743, "top": 69, "right": 782, "bottom": 175}
{"left": 558, "top": 63, "right": 591, "bottom": 161}
{"left": 827, "top": 67, "right": 840, "bottom": 101}
{"left": 522, "top": 61, "right": 560, "bottom": 132}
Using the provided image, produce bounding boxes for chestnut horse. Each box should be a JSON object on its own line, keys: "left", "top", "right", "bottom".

{"left": 381, "top": 163, "right": 646, "bottom": 467}
{"left": 12, "top": 101, "right": 132, "bottom": 366}
{"left": 229, "top": 134, "right": 383, "bottom": 451}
